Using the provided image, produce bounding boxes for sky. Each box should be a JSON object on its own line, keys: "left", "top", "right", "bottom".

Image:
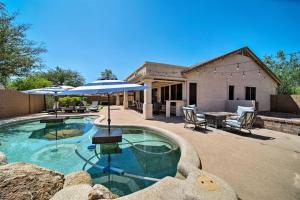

{"left": 3, "top": 0, "right": 300, "bottom": 83}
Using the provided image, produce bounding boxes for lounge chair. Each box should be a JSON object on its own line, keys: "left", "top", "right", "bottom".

{"left": 89, "top": 101, "right": 99, "bottom": 112}
{"left": 182, "top": 106, "right": 207, "bottom": 131}
{"left": 76, "top": 101, "right": 87, "bottom": 113}
{"left": 47, "top": 102, "right": 60, "bottom": 113}
{"left": 223, "top": 108, "right": 256, "bottom": 134}
{"left": 63, "top": 106, "right": 75, "bottom": 113}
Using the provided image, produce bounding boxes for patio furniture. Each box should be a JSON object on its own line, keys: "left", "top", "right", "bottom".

{"left": 136, "top": 101, "right": 143, "bottom": 113}
{"left": 182, "top": 106, "right": 207, "bottom": 131}
{"left": 229, "top": 106, "right": 255, "bottom": 120}
{"left": 204, "top": 112, "right": 234, "bottom": 128}
{"left": 223, "top": 111, "right": 257, "bottom": 134}
{"left": 128, "top": 101, "right": 136, "bottom": 110}
{"left": 187, "top": 104, "right": 205, "bottom": 119}
{"left": 89, "top": 101, "right": 99, "bottom": 112}
{"left": 76, "top": 101, "right": 87, "bottom": 113}
{"left": 63, "top": 106, "right": 75, "bottom": 113}
{"left": 153, "top": 102, "right": 161, "bottom": 114}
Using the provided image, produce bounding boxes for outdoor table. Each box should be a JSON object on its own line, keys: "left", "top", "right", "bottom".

{"left": 204, "top": 112, "right": 234, "bottom": 128}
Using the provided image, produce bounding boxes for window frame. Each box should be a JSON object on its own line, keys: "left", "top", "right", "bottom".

{"left": 228, "top": 85, "right": 234, "bottom": 100}
{"left": 245, "top": 86, "right": 256, "bottom": 100}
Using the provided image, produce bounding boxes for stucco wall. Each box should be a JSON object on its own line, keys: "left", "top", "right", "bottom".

{"left": 184, "top": 54, "right": 278, "bottom": 112}
{"left": 0, "top": 89, "right": 44, "bottom": 119}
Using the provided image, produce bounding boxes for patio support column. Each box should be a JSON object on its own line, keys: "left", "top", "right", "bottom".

{"left": 182, "top": 82, "right": 187, "bottom": 104}
{"left": 157, "top": 87, "right": 161, "bottom": 103}
{"left": 123, "top": 91, "right": 128, "bottom": 109}
{"left": 116, "top": 94, "right": 120, "bottom": 106}
{"left": 143, "top": 79, "right": 153, "bottom": 119}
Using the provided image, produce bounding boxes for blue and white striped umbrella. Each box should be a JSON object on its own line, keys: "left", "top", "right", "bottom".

{"left": 23, "top": 85, "right": 74, "bottom": 95}
{"left": 58, "top": 80, "right": 146, "bottom": 96}
{"left": 58, "top": 80, "right": 146, "bottom": 132}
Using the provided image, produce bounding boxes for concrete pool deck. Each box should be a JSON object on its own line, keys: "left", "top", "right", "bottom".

{"left": 96, "top": 106, "right": 300, "bottom": 200}
{"left": 1, "top": 107, "right": 300, "bottom": 200}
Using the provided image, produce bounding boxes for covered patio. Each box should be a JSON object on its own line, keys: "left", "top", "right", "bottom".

{"left": 121, "top": 61, "right": 188, "bottom": 119}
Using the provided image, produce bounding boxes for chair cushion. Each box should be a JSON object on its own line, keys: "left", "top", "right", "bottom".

{"left": 236, "top": 106, "right": 255, "bottom": 121}
{"left": 228, "top": 115, "right": 239, "bottom": 120}
{"left": 196, "top": 117, "right": 206, "bottom": 123}
{"left": 187, "top": 105, "right": 196, "bottom": 108}
{"left": 224, "top": 119, "right": 241, "bottom": 128}
{"left": 196, "top": 113, "right": 205, "bottom": 118}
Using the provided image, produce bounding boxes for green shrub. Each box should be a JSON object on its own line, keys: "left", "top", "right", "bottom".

{"left": 58, "top": 96, "right": 82, "bottom": 107}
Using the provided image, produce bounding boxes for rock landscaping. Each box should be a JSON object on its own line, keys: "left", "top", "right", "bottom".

{"left": 0, "top": 151, "right": 118, "bottom": 200}
{"left": 0, "top": 162, "right": 64, "bottom": 200}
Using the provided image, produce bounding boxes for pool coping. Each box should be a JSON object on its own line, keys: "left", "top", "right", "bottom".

{"left": 0, "top": 113, "right": 99, "bottom": 127}
{"left": 94, "top": 115, "right": 238, "bottom": 200}
{"left": 0, "top": 114, "right": 238, "bottom": 200}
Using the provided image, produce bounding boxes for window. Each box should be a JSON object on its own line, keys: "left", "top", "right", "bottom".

{"left": 161, "top": 87, "right": 165, "bottom": 103}
{"left": 152, "top": 88, "right": 157, "bottom": 103}
{"left": 160, "top": 86, "right": 170, "bottom": 104}
{"left": 177, "top": 84, "right": 182, "bottom": 100}
{"left": 140, "top": 90, "right": 144, "bottom": 103}
{"left": 189, "top": 83, "right": 197, "bottom": 105}
{"left": 171, "top": 85, "right": 176, "bottom": 100}
{"left": 165, "top": 86, "right": 169, "bottom": 101}
{"left": 245, "top": 87, "right": 256, "bottom": 100}
{"left": 229, "top": 85, "right": 234, "bottom": 100}
{"left": 170, "top": 84, "right": 183, "bottom": 100}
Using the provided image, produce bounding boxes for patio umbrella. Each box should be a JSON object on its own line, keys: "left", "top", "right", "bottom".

{"left": 23, "top": 86, "right": 74, "bottom": 117}
{"left": 58, "top": 80, "right": 146, "bottom": 132}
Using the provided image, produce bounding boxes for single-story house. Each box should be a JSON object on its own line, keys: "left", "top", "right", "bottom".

{"left": 120, "top": 47, "right": 280, "bottom": 119}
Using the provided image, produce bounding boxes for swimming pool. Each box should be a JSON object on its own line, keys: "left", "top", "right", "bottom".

{"left": 0, "top": 117, "right": 180, "bottom": 196}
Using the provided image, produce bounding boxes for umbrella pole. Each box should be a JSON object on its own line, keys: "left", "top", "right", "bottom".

{"left": 107, "top": 93, "right": 111, "bottom": 134}
{"left": 55, "top": 92, "right": 58, "bottom": 118}
{"left": 44, "top": 94, "right": 46, "bottom": 111}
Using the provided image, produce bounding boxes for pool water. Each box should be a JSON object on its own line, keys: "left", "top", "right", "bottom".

{"left": 0, "top": 117, "right": 180, "bottom": 196}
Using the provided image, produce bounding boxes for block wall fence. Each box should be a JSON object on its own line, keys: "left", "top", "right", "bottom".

{"left": 0, "top": 89, "right": 44, "bottom": 119}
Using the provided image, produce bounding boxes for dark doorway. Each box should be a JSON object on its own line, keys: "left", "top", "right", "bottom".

{"left": 189, "top": 83, "right": 197, "bottom": 105}
{"left": 229, "top": 85, "right": 234, "bottom": 100}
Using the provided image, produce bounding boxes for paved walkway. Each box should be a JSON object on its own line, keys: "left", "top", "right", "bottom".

{"left": 99, "top": 106, "right": 300, "bottom": 200}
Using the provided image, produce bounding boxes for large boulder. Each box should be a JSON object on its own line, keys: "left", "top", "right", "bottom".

{"left": 50, "top": 184, "right": 93, "bottom": 200}
{"left": 0, "top": 151, "right": 7, "bottom": 165}
{"left": 0, "top": 162, "right": 64, "bottom": 200}
{"left": 64, "top": 171, "right": 92, "bottom": 187}
{"left": 88, "top": 184, "right": 119, "bottom": 200}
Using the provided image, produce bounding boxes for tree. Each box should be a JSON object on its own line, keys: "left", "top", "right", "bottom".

{"left": 264, "top": 50, "right": 300, "bottom": 95}
{"left": 9, "top": 75, "right": 52, "bottom": 91}
{"left": 39, "top": 66, "right": 85, "bottom": 87}
{"left": 0, "top": 3, "right": 46, "bottom": 86}
{"left": 98, "top": 69, "right": 117, "bottom": 80}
